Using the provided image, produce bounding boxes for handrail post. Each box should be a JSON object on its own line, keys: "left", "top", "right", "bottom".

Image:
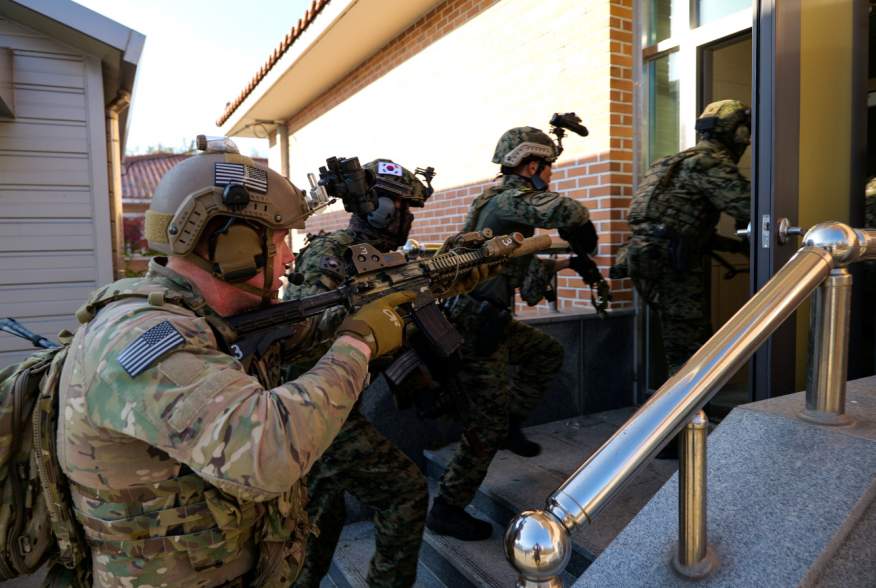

{"left": 672, "top": 410, "right": 716, "bottom": 579}
{"left": 800, "top": 267, "right": 853, "bottom": 426}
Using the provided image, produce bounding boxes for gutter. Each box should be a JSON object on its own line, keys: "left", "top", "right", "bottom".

{"left": 107, "top": 91, "right": 131, "bottom": 278}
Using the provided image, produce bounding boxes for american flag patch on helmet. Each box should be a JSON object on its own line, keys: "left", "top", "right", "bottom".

{"left": 215, "top": 163, "right": 269, "bottom": 193}
{"left": 117, "top": 320, "right": 185, "bottom": 377}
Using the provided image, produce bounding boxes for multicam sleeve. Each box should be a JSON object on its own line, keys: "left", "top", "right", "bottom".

{"left": 86, "top": 313, "right": 369, "bottom": 501}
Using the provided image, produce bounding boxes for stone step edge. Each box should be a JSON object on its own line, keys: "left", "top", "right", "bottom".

{"left": 325, "top": 522, "right": 451, "bottom": 588}
{"left": 424, "top": 452, "right": 593, "bottom": 578}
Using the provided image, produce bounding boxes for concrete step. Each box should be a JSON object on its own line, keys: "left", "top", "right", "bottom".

{"left": 423, "top": 409, "right": 678, "bottom": 566}
{"left": 420, "top": 499, "right": 519, "bottom": 588}
{"left": 574, "top": 376, "right": 876, "bottom": 587}
{"left": 326, "top": 408, "right": 678, "bottom": 587}
{"left": 325, "top": 521, "right": 447, "bottom": 588}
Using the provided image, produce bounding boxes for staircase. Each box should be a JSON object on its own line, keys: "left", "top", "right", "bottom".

{"left": 573, "top": 376, "right": 876, "bottom": 588}
{"left": 322, "top": 409, "right": 677, "bottom": 587}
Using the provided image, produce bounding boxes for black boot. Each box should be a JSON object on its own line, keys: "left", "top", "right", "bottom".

{"left": 500, "top": 419, "right": 541, "bottom": 457}
{"left": 426, "top": 496, "right": 492, "bottom": 541}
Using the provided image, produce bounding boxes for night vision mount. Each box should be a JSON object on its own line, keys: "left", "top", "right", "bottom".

{"left": 549, "top": 112, "right": 589, "bottom": 157}
{"left": 308, "top": 156, "right": 378, "bottom": 217}
{"left": 415, "top": 166, "right": 436, "bottom": 198}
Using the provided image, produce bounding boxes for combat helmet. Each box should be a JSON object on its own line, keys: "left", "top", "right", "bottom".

{"left": 144, "top": 135, "right": 314, "bottom": 299}
{"left": 492, "top": 127, "right": 559, "bottom": 167}
{"left": 363, "top": 159, "right": 434, "bottom": 207}
{"left": 695, "top": 99, "right": 751, "bottom": 156}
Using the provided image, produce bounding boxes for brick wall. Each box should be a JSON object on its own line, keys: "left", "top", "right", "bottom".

{"left": 286, "top": 0, "right": 635, "bottom": 311}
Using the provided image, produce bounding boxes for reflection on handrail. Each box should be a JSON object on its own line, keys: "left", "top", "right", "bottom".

{"left": 505, "top": 222, "right": 876, "bottom": 586}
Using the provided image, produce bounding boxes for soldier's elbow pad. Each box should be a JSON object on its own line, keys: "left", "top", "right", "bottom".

{"left": 559, "top": 221, "right": 598, "bottom": 256}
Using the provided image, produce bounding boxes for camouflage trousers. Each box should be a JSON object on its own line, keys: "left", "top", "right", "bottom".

{"left": 628, "top": 237, "right": 711, "bottom": 374}
{"left": 295, "top": 410, "right": 428, "bottom": 588}
{"left": 438, "top": 318, "right": 563, "bottom": 507}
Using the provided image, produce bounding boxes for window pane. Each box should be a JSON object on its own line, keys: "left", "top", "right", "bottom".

{"left": 648, "top": 52, "right": 680, "bottom": 163}
{"left": 697, "top": 0, "right": 750, "bottom": 26}
{"left": 647, "top": 0, "right": 685, "bottom": 45}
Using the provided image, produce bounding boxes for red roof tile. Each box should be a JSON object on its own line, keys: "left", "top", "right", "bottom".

{"left": 215, "top": 0, "right": 331, "bottom": 127}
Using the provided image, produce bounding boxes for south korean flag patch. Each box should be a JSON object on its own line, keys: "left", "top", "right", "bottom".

{"left": 117, "top": 320, "right": 185, "bottom": 377}
{"left": 377, "top": 161, "right": 403, "bottom": 177}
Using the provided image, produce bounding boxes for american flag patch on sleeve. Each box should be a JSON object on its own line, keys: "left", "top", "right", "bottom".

{"left": 117, "top": 320, "right": 185, "bottom": 377}
{"left": 214, "top": 162, "right": 269, "bottom": 194}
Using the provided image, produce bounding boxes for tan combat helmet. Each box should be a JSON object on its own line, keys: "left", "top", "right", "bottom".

{"left": 144, "top": 135, "right": 314, "bottom": 300}
{"left": 696, "top": 100, "right": 751, "bottom": 141}
{"left": 492, "top": 126, "right": 559, "bottom": 167}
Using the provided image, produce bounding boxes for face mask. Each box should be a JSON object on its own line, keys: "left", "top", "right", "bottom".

{"left": 367, "top": 196, "right": 396, "bottom": 229}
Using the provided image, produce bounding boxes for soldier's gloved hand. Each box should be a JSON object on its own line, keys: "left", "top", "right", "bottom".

{"left": 568, "top": 255, "right": 602, "bottom": 284}
{"left": 569, "top": 255, "right": 612, "bottom": 318}
{"left": 443, "top": 263, "right": 502, "bottom": 297}
{"left": 337, "top": 291, "right": 417, "bottom": 358}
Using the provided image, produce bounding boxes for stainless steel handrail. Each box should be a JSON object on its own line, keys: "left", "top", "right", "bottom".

{"left": 505, "top": 222, "right": 876, "bottom": 586}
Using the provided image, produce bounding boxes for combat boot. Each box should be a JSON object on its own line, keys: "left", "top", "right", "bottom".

{"left": 426, "top": 496, "right": 492, "bottom": 541}
{"left": 500, "top": 418, "right": 541, "bottom": 457}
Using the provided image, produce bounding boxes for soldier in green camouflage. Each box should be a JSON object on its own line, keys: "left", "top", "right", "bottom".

{"left": 57, "top": 139, "right": 414, "bottom": 588}
{"left": 426, "top": 127, "right": 601, "bottom": 541}
{"left": 618, "top": 99, "right": 751, "bottom": 377}
{"left": 865, "top": 177, "right": 876, "bottom": 228}
{"left": 285, "top": 159, "right": 434, "bottom": 588}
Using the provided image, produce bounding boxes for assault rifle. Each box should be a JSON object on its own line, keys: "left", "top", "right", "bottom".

{"left": 224, "top": 230, "right": 552, "bottom": 362}
{"left": 0, "top": 318, "right": 59, "bottom": 349}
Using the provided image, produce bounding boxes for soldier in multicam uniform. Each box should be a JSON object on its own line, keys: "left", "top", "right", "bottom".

{"left": 57, "top": 138, "right": 414, "bottom": 587}
{"left": 426, "top": 127, "right": 602, "bottom": 541}
{"left": 620, "top": 99, "right": 751, "bottom": 375}
{"left": 286, "top": 159, "right": 434, "bottom": 588}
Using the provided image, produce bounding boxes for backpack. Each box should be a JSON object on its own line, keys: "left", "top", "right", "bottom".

{"left": 0, "top": 334, "right": 90, "bottom": 586}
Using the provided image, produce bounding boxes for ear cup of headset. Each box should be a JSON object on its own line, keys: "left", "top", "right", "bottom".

{"left": 211, "top": 223, "right": 265, "bottom": 282}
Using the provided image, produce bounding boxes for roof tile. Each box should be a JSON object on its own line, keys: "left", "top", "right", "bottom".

{"left": 216, "top": 0, "right": 331, "bottom": 127}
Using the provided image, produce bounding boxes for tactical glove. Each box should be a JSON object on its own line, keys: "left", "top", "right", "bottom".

{"left": 442, "top": 263, "right": 502, "bottom": 297}
{"left": 337, "top": 291, "right": 417, "bottom": 358}
{"left": 569, "top": 255, "right": 612, "bottom": 318}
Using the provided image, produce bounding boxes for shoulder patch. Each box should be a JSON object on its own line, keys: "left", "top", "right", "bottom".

{"left": 117, "top": 320, "right": 185, "bottom": 378}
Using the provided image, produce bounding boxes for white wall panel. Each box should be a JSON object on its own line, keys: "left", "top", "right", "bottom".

{"left": 0, "top": 16, "right": 110, "bottom": 368}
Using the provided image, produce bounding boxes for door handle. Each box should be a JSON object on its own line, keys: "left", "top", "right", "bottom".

{"left": 735, "top": 222, "right": 751, "bottom": 238}
{"left": 776, "top": 217, "right": 804, "bottom": 245}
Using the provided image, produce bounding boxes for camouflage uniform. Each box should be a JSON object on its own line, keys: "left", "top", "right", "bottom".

{"left": 286, "top": 229, "right": 428, "bottom": 588}
{"left": 437, "top": 173, "right": 589, "bottom": 508}
{"left": 58, "top": 259, "right": 370, "bottom": 587}
{"left": 625, "top": 102, "right": 751, "bottom": 373}
{"left": 865, "top": 177, "right": 876, "bottom": 228}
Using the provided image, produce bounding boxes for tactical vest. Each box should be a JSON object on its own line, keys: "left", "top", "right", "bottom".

{"left": 628, "top": 146, "right": 719, "bottom": 242}
{"left": 470, "top": 187, "right": 536, "bottom": 239}
{"left": 63, "top": 275, "right": 310, "bottom": 586}
{"left": 466, "top": 182, "right": 537, "bottom": 308}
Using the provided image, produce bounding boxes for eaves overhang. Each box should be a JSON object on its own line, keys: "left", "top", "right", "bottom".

{"left": 0, "top": 0, "right": 145, "bottom": 149}
{"left": 220, "top": 0, "right": 444, "bottom": 138}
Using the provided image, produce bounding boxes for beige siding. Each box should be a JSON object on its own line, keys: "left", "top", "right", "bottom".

{"left": 0, "top": 17, "right": 110, "bottom": 367}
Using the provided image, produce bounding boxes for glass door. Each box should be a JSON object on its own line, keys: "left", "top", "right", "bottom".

{"left": 700, "top": 33, "right": 752, "bottom": 416}
{"left": 637, "top": 1, "right": 754, "bottom": 407}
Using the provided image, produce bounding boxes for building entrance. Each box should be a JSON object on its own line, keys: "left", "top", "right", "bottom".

{"left": 638, "top": 1, "right": 754, "bottom": 412}
{"left": 701, "top": 33, "right": 752, "bottom": 415}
